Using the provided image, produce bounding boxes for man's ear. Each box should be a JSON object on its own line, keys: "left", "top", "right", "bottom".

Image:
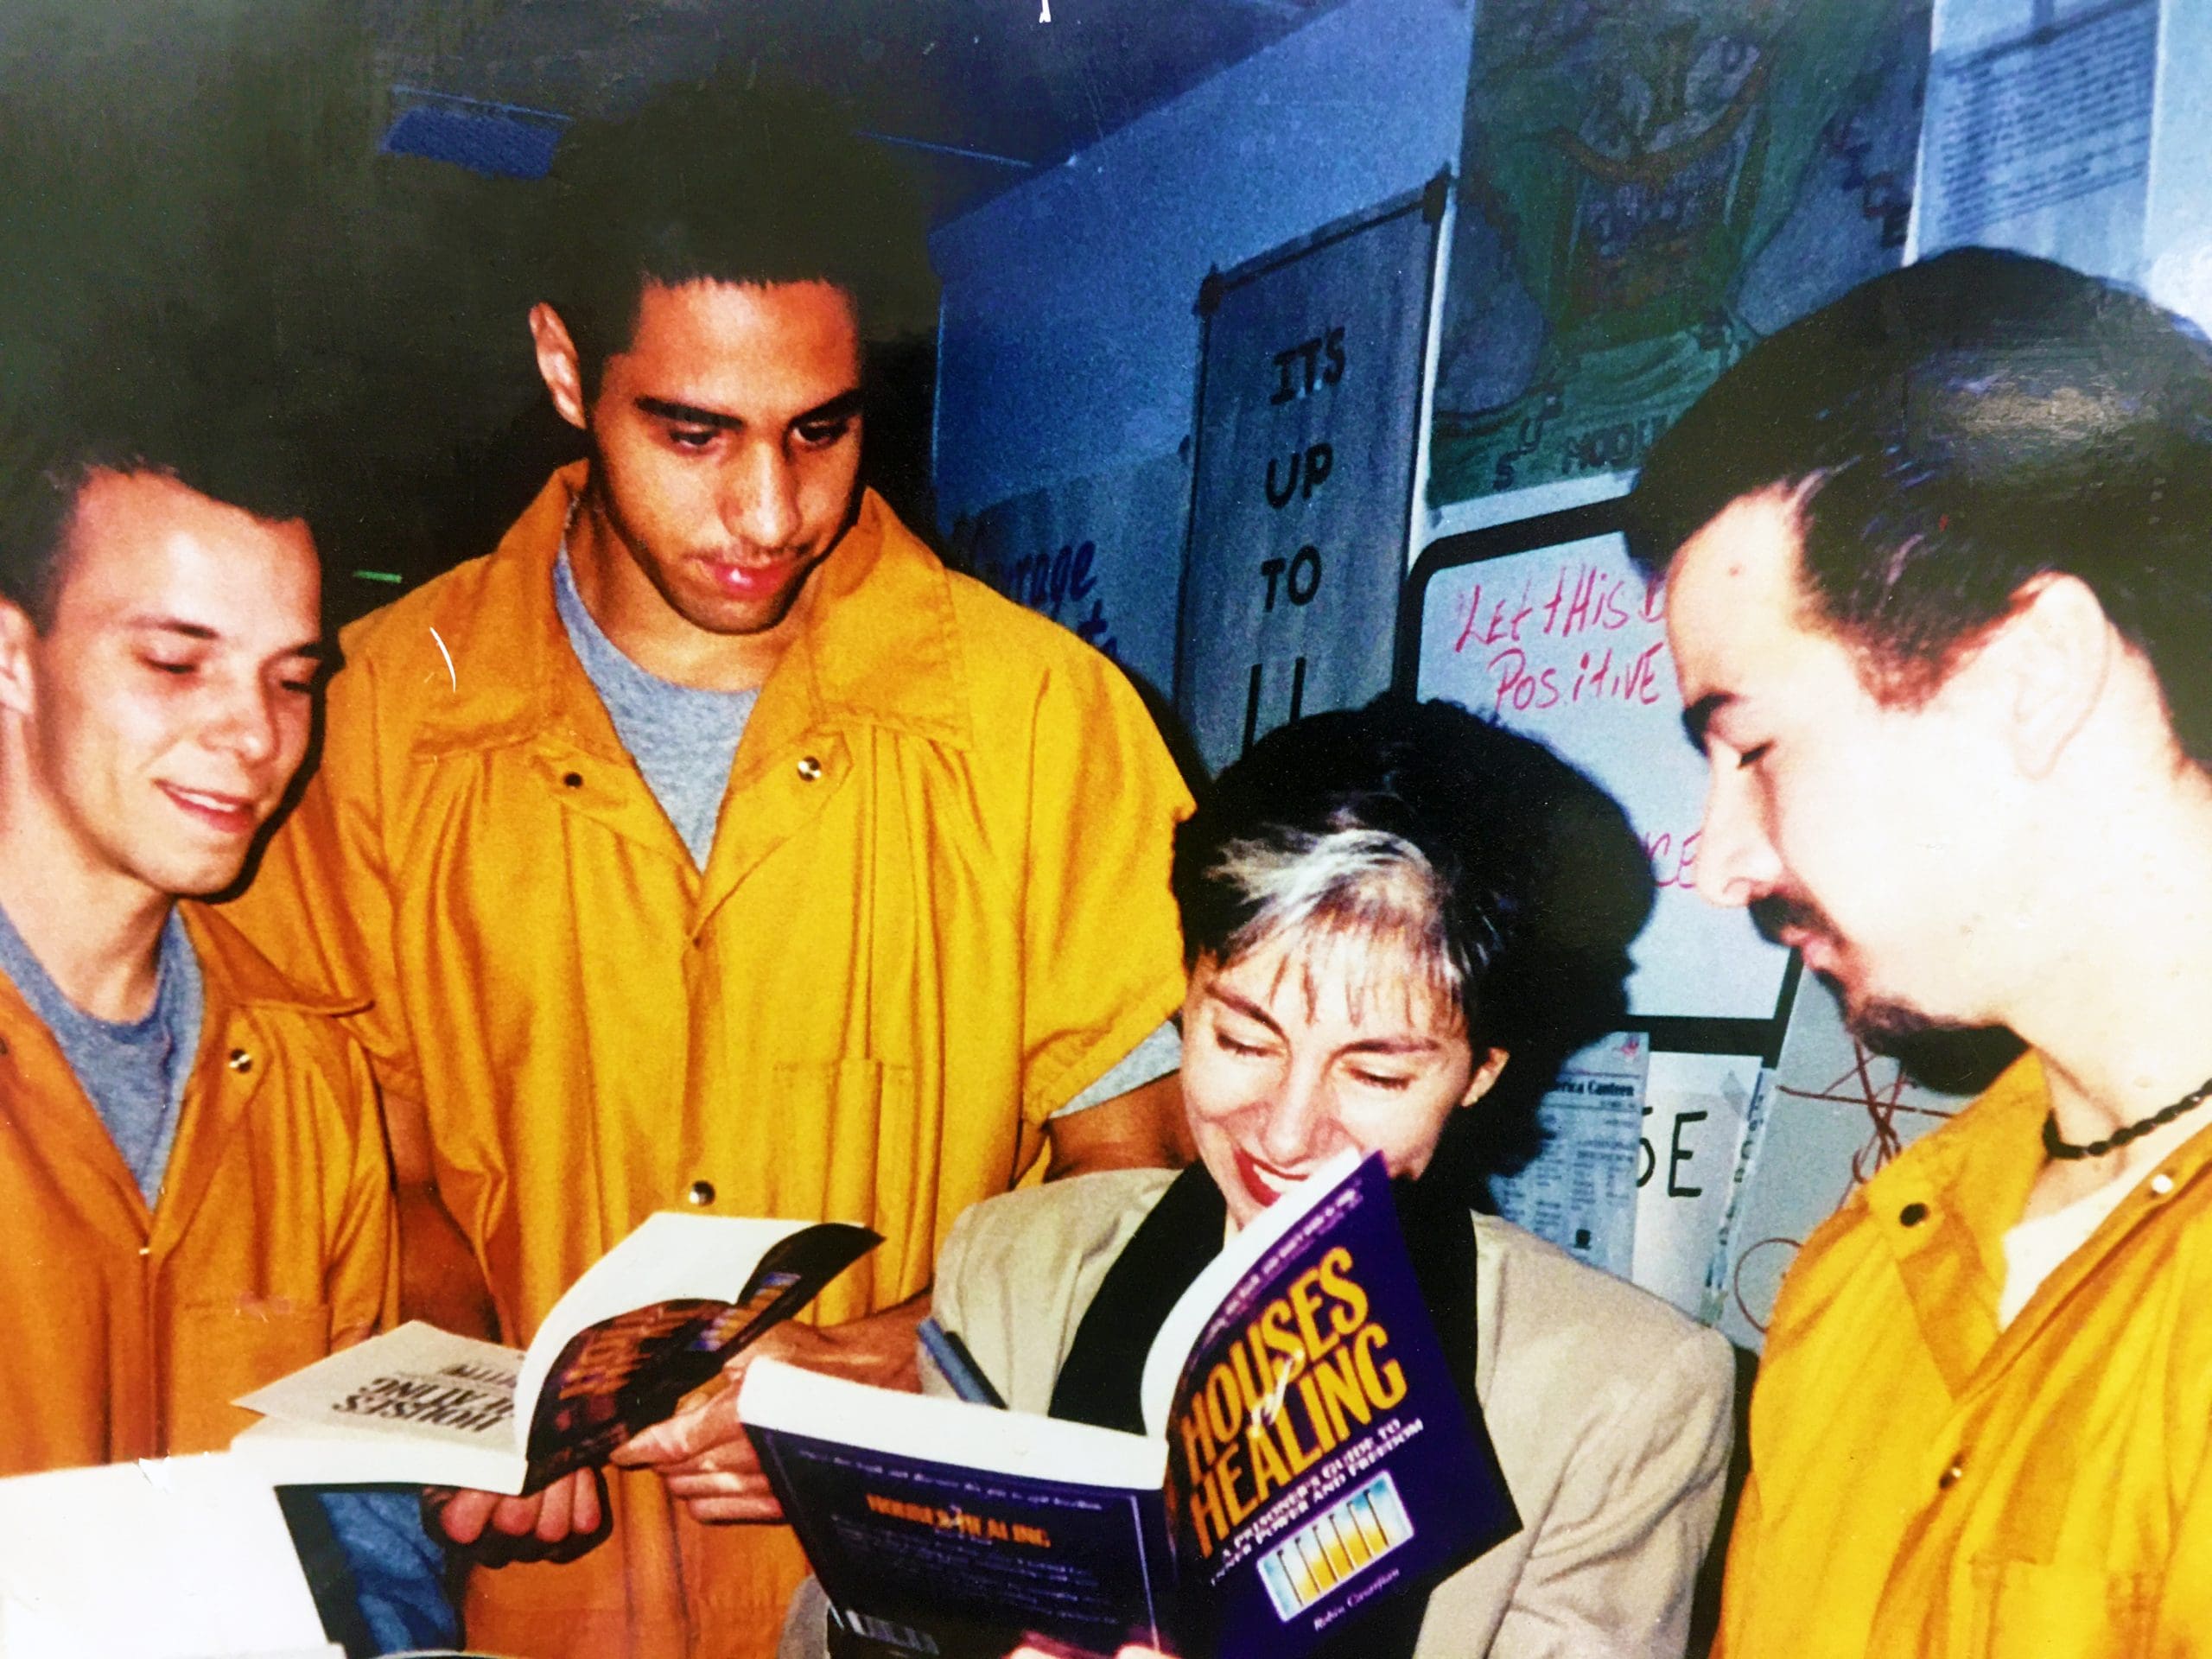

{"left": 0, "top": 600, "right": 38, "bottom": 721}
{"left": 529, "top": 303, "right": 592, "bottom": 432}
{"left": 1994, "top": 573, "right": 2112, "bottom": 779}
{"left": 1459, "top": 1046, "right": 1510, "bottom": 1110}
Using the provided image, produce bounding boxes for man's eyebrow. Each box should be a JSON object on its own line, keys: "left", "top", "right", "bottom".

{"left": 124, "top": 617, "right": 220, "bottom": 641}
{"left": 794, "top": 389, "right": 864, "bottom": 425}
{"left": 1681, "top": 691, "right": 1732, "bottom": 750}
{"left": 634, "top": 389, "right": 864, "bottom": 432}
{"left": 635, "top": 397, "right": 741, "bottom": 431}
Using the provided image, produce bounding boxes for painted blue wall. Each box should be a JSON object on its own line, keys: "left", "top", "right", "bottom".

{"left": 931, "top": 0, "right": 1475, "bottom": 525}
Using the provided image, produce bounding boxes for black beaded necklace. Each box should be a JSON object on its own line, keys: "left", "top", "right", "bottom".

{"left": 2042, "top": 1072, "right": 2212, "bottom": 1161}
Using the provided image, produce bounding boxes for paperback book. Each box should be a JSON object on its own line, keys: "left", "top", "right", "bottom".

{"left": 742, "top": 1153, "right": 1517, "bottom": 1659}
{"left": 232, "top": 1211, "right": 877, "bottom": 1494}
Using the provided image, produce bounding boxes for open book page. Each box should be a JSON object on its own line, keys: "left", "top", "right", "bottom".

{"left": 233, "top": 1212, "right": 878, "bottom": 1494}
{"left": 233, "top": 1322, "right": 527, "bottom": 1490}
{"left": 743, "top": 1362, "right": 1175, "bottom": 1657}
{"left": 1138, "top": 1151, "right": 1361, "bottom": 1438}
{"left": 743, "top": 1361, "right": 1164, "bottom": 1488}
{"left": 0, "top": 1453, "right": 332, "bottom": 1657}
{"left": 517, "top": 1216, "right": 876, "bottom": 1482}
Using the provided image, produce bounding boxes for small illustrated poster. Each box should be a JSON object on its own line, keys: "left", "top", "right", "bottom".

{"left": 1489, "top": 1030, "right": 1648, "bottom": 1279}
{"left": 1428, "top": 0, "right": 1929, "bottom": 509}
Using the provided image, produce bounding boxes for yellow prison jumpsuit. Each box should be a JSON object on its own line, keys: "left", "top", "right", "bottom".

{"left": 1719, "top": 1053, "right": 2212, "bottom": 1658}
{"left": 0, "top": 905, "right": 395, "bottom": 1472}
{"left": 223, "top": 465, "right": 1193, "bottom": 1659}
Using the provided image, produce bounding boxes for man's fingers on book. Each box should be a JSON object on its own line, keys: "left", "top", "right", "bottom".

{"left": 425, "top": 1485, "right": 497, "bottom": 1545}
{"left": 608, "top": 1395, "right": 710, "bottom": 1464}
{"left": 661, "top": 1464, "right": 772, "bottom": 1499}
{"left": 613, "top": 1382, "right": 742, "bottom": 1467}
{"left": 510, "top": 1468, "right": 599, "bottom": 1541}
{"left": 608, "top": 1415, "right": 689, "bottom": 1465}
{"left": 424, "top": 1472, "right": 610, "bottom": 1564}
{"left": 645, "top": 1424, "right": 766, "bottom": 1484}
{"left": 574, "top": 1467, "right": 606, "bottom": 1535}
{"left": 673, "top": 1489, "right": 785, "bottom": 1524}
{"left": 490, "top": 1493, "right": 547, "bottom": 1538}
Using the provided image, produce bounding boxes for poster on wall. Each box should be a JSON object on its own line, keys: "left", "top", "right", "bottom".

{"left": 1910, "top": 0, "right": 2158, "bottom": 280}
{"left": 1175, "top": 181, "right": 1447, "bottom": 775}
{"left": 1403, "top": 505, "right": 1794, "bottom": 1025}
{"left": 1427, "top": 0, "right": 1931, "bottom": 520}
{"left": 950, "top": 447, "right": 1189, "bottom": 698}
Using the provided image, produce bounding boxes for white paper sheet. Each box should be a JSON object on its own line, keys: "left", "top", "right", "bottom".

{"left": 1631, "top": 1051, "right": 1762, "bottom": 1318}
{"left": 0, "top": 1453, "right": 329, "bottom": 1658}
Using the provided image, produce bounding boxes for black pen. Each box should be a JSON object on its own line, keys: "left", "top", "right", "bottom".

{"left": 918, "top": 1318, "right": 1007, "bottom": 1408}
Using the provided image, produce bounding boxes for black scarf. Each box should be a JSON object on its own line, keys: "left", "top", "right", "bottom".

{"left": 1049, "top": 1162, "right": 1491, "bottom": 1659}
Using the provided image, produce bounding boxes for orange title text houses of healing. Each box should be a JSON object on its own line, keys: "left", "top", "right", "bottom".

{"left": 1173, "top": 1246, "right": 1407, "bottom": 1559}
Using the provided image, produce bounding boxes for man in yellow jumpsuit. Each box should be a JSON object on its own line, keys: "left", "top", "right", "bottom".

{"left": 224, "top": 86, "right": 1193, "bottom": 1659}
{"left": 1632, "top": 247, "right": 2212, "bottom": 1657}
{"left": 0, "top": 410, "right": 402, "bottom": 1605}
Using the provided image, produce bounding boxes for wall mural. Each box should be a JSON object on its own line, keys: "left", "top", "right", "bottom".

{"left": 1428, "top": 0, "right": 1931, "bottom": 512}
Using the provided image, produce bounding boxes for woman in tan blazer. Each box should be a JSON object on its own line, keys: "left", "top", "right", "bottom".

{"left": 789, "top": 697, "right": 1734, "bottom": 1659}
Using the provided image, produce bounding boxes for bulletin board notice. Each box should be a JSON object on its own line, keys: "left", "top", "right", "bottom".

{"left": 1911, "top": 0, "right": 2158, "bottom": 270}
{"left": 1399, "top": 502, "right": 1795, "bottom": 1033}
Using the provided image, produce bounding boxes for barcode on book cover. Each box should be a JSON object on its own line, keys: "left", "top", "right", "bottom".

{"left": 842, "top": 1609, "right": 940, "bottom": 1655}
{"left": 1257, "top": 1471, "right": 1414, "bottom": 1620}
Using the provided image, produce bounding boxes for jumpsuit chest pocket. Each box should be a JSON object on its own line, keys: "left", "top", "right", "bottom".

{"left": 168, "top": 1298, "right": 333, "bottom": 1455}
{"left": 1967, "top": 1557, "right": 2154, "bottom": 1659}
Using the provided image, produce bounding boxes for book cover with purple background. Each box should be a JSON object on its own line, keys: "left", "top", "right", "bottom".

{"left": 747, "top": 1153, "right": 1519, "bottom": 1658}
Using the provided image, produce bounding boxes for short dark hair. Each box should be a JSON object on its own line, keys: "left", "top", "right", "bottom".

{"left": 541, "top": 80, "right": 939, "bottom": 386}
{"left": 1172, "top": 696, "right": 1651, "bottom": 1071}
{"left": 0, "top": 379, "right": 315, "bottom": 632}
{"left": 1629, "top": 248, "right": 2212, "bottom": 766}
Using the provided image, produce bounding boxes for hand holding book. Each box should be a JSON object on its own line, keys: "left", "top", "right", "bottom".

{"left": 427, "top": 1309, "right": 917, "bottom": 1554}
{"left": 232, "top": 1212, "right": 881, "bottom": 1505}
{"left": 611, "top": 1294, "right": 928, "bottom": 1524}
{"left": 744, "top": 1154, "right": 1520, "bottom": 1659}
{"left": 427, "top": 1467, "right": 607, "bottom": 1560}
